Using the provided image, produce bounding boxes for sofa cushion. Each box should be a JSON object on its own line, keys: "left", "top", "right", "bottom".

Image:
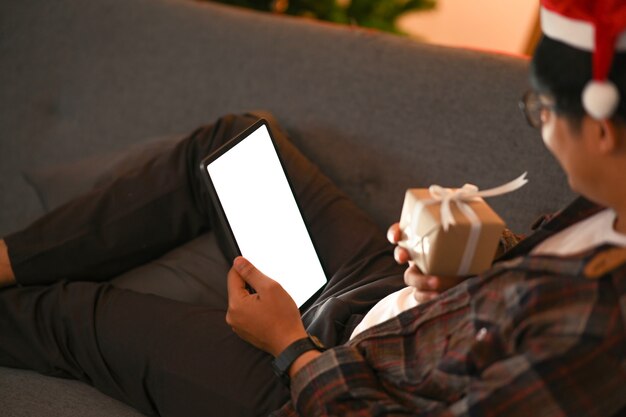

{"left": 24, "top": 135, "right": 182, "bottom": 213}
{"left": 0, "top": 0, "right": 576, "bottom": 238}
{"left": 0, "top": 367, "right": 147, "bottom": 417}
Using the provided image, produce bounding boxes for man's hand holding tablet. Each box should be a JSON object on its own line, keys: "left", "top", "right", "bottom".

{"left": 226, "top": 256, "right": 324, "bottom": 382}
{"left": 226, "top": 256, "right": 307, "bottom": 356}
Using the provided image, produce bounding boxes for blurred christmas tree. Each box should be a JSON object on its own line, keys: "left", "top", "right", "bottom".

{"left": 200, "top": 0, "right": 436, "bottom": 34}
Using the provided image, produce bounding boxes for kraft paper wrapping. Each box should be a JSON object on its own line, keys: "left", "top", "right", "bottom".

{"left": 398, "top": 188, "right": 505, "bottom": 276}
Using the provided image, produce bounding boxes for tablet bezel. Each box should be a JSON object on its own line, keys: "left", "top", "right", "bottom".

{"left": 199, "top": 118, "right": 327, "bottom": 310}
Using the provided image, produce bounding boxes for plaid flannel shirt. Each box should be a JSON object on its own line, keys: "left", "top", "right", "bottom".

{"left": 273, "top": 198, "right": 626, "bottom": 417}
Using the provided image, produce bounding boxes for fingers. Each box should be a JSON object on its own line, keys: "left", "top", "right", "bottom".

{"left": 404, "top": 265, "right": 455, "bottom": 304}
{"left": 389, "top": 223, "right": 411, "bottom": 265}
{"left": 391, "top": 224, "right": 468, "bottom": 304}
{"left": 404, "top": 264, "right": 439, "bottom": 291}
{"left": 225, "top": 257, "right": 305, "bottom": 356}
{"left": 232, "top": 257, "right": 274, "bottom": 289}
{"left": 413, "top": 290, "right": 439, "bottom": 303}
{"left": 227, "top": 266, "right": 250, "bottom": 301}
{"left": 227, "top": 257, "right": 270, "bottom": 304}
{"left": 404, "top": 265, "right": 466, "bottom": 292}
{"left": 387, "top": 223, "right": 402, "bottom": 244}
{"left": 394, "top": 246, "right": 411, "bottom": 264}
{"left": 410, "top": 277, "right": 466, "bottom": 304}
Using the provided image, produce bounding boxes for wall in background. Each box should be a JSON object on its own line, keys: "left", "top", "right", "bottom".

{"left": 397, "top": 0, "right": 539, "bottom": 56}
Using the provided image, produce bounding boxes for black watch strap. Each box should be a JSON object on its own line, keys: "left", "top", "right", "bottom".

{"left": 272, "top": 334, "right": 326, "bottom": 386}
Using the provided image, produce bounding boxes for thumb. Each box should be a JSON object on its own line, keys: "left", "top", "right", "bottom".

{"left": 227, "top": 264, "right": 250, "bottom": 300}
{"left": 233, "top": 257, "right": 272, "bottom": 289}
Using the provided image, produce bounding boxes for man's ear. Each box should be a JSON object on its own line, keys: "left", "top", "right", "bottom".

{"left": 597, "top": 119, "right": 620, "bottom": 154}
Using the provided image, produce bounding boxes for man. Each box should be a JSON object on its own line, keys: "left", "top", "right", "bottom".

{"left": 195, "top": 1, "right": 626, "bottom": 415}
{"left": 2, "top": 1, "right": 626, "bottom": 416}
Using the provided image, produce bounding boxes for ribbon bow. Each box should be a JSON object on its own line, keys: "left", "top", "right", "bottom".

{"left": 424, "top": 172, "right": 529, "bottom": 232}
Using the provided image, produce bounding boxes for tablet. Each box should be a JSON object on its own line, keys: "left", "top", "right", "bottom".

{"left": 199, "top": 119, "right": 327, "bottom": 308}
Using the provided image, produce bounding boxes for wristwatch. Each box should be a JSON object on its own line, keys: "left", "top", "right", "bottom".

{"left": 272, "top": 334, "right": 326, "bottom": 386}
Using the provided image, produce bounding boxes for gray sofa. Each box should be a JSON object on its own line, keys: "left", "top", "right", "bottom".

{"left": 0, "top": 0, "right": 574, "bottom": 416}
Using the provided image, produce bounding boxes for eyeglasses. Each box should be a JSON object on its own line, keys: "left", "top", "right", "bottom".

{"left": 518, "top": 91, "right": 556, "bottom": 129}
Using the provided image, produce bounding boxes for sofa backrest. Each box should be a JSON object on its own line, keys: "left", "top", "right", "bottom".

{"left": 0, "top": 0, "right": 574, "bottom": 235}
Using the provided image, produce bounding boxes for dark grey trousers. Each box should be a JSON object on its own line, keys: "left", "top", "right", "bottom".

{"left": 0, "top": 113, "right": 405, "bottom": 417}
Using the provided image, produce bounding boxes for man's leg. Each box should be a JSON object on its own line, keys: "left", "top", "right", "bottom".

{"left": 4, "top": 114, "right": 262, "bottom": 286}
{"left": 4, "top": 110, "right": 403, "bottom": 316}
{"left": 0, "top": 281, "right": 289, "bottom": 417}
{"left": 4, "top": 111, "right": 404, "bottom": 343}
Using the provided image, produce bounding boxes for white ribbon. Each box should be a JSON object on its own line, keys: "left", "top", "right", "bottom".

{"left": 405, "top": 172, "right": 528, "bottom": 275}
{"left": 425, "top": 171, "right": 529, "bottom": 232}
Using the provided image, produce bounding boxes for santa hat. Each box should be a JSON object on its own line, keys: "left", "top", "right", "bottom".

{"left": 540, "top": 0, "right": 626, "bottom": 120}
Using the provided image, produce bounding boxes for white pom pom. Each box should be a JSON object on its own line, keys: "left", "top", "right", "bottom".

{"left": 582, "top": 80, "right": 620, "bottom": 120}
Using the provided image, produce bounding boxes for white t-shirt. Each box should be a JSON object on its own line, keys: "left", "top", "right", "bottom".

{"left": 350, "top": 209, "right": 626, "bottom": 340}
{"left": 530, "top": 208, "right": 626, "bottom": 255}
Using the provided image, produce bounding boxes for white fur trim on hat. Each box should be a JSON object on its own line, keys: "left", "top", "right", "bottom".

{"left": 541, "top": 7, "right": 626, "bottom": 52}
{"left": 541, "top": 7, "right": 594, "bottom": 50}
{"left": 582, "top": 81, "right": 620, "bottom": 120}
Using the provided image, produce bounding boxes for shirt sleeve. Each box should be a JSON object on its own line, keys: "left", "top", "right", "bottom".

{"left": 446, "top": 329, "right": 626, "bottom": 417}
{"left": 288, "top": 284, "right": 626, "bottom": 417}
{"left": 290, "top": 345, "right": 419, "bottom": 416}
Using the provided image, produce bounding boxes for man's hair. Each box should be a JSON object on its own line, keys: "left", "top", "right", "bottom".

{"left": 530, "top": 36, "right": 626, "bottom": 126}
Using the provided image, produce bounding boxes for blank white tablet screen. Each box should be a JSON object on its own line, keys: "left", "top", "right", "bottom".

{"left": 206, "top": 124, "right": 327, "bottom": 307}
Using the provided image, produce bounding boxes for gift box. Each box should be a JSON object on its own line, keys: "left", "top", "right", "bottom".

{"left": 397, "top": 174, "right": 528, "bottom": 277}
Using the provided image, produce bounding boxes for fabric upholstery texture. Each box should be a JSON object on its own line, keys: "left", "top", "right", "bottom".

{"left": 0, "top": 367, "right": 146, "bottom": 417}
{"left": 23, "top": 135, "right": 183, "bottom": 213}
{"left": 0, "top": 0, "right": 573, "bottom": 238}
